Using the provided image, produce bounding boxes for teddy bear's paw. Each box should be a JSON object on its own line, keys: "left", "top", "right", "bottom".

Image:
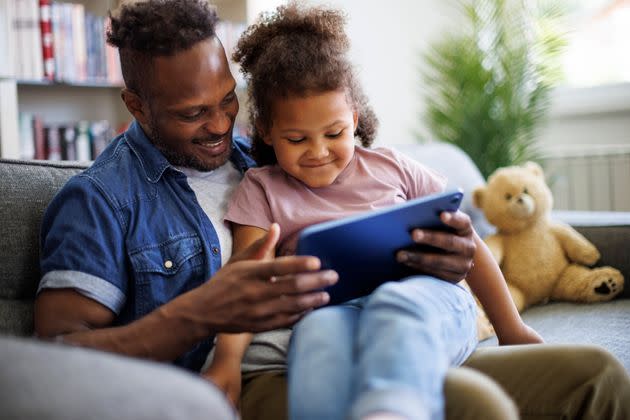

{"left": 590, "top": 268, "right": 624, "bottom": 300}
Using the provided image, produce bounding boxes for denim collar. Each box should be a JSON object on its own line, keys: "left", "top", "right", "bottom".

{"left": 124, "top": 120, "right": 255, "bottom": 183}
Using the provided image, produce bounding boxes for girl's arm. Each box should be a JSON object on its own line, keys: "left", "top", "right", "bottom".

{"left": 466, "top": 232, "right": 543, "bottom": 345}
{"left": 202, "top": 224, "right": 271, "bottom": 406}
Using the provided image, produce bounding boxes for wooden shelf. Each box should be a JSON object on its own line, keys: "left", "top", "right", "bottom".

{"left": 17, "top": 79, "right": 124, "bottom": 89}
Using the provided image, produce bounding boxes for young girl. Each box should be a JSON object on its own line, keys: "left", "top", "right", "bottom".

{"left": 204, "top": 2, "right": 542, "bottom": 419}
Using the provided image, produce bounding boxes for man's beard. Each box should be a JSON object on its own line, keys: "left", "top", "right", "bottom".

{"left": 150, "top": 122, "right": 231, "bottom": 172}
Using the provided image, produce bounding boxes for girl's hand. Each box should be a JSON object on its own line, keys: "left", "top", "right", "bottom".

{"left": 203, "top": 360, "right": 242, "bottom": 409}
{"left": 498, "top": 323, "right": 544, "bottom": 346}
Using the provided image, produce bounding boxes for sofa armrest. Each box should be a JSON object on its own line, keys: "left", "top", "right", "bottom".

{"left": 552, "top": 210, "right": 630, "bottom": 299}
{"left": 0, "top": 335, "right": 235, "bottom": 419}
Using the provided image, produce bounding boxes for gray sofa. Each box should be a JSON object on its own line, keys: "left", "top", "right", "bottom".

{"left": 1, "top": 142, "right": 629, "bottom": 417}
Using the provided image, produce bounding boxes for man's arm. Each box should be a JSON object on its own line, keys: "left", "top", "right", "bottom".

{"left": 35, "top": 289, "right": 209, "bottom": 361}
{"left": 35, "top": 226, "right": 337, "bottom": 362}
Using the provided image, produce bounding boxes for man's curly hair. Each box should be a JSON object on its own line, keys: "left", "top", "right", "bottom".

{"left": 233, "top": 1, "right": 379, "bottom": 166}
{"left": 107, "top": 0, "right": 219, "bottom": 98}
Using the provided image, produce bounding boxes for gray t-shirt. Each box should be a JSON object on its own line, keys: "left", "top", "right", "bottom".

{"left": 176, "top": 163, "right": 241, "bottom": 266}
{"left": 179, "top": 163, "right": 289, "bottom": 374}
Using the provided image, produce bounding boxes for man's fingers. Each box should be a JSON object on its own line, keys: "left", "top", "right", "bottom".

{"left": 249, "top": 269, "right": 337, "bottom": 303}
{"left": 440, "top": 210, "right": 473, "bottom": 235}
{"left": 270, "top": 270, "right": 338, "bottom": 295}
{"left": 238, "top": 255, "right": 322, "bottom": 279}
{"left": 397, "top": 250, "right": 471, "bottom": 282}
{"left": 258, "top": 290, "right": 329, "bottom": 317}
{"left": 410, "top": 228, "right": 476, "bottom": 256}
{"left": 252, "top": 223, "right": 280, "bottom": 260}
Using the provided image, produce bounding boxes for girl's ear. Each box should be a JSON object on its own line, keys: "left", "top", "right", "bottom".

{"left": 255, "top": 120, "right": 273, "bottom": 146}
{"left": 353, "top": 110, "right": 359, "bottom": 132}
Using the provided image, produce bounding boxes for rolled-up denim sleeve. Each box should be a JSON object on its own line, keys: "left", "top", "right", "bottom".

{"left": 39, "top": 175, "right": 127, "bottom": 314}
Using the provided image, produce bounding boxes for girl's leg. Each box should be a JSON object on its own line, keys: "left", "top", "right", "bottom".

{"left": 287, "top": 303, "right": 361, "bottom": 420}
{"left": 350, "top": 277, "right": 478, "bottom": 420}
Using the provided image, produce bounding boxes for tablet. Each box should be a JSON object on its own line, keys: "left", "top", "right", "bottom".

{"left": 295, "top": 188, "right": 464, "bottom": 305}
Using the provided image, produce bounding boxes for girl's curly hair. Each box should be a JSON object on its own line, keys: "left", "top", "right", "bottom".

{"left": 107, "top": 0, "right": 219, "bottom": 98}
{"left": 233, "top": 1, "right": 378, "bottom": 166}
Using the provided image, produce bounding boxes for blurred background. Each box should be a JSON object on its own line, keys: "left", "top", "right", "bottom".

{"left": 1, "top": 0, "right": 628, "bottom": 210}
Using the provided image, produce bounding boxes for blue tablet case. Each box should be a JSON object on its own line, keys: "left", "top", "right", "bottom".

{"left": 295, "top": 189, "right": 464, "bottom": 305}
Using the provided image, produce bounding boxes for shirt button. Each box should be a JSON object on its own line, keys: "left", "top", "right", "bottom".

{"left": 164, "top": 260, "right": 173, "bottom": 269}
{"left": 212, "top": 247, "right": 219, "bottom": 255}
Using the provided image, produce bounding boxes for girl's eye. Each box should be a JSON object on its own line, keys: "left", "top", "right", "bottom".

{"left": 505, "top": 193, "right": 512, "bottom": 200}
{"left": 286, "top": 137, "right": 305, "bottom": 143}
{"left": 326, "top": 130, "right": 344, "bottom": 139}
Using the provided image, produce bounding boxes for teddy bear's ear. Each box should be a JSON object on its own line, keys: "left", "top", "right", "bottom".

{"left": 472, "top": 186, "right": 486, "bottom": 209}
{"left": 524, "top": 161, "right": 544, "bottom": 178}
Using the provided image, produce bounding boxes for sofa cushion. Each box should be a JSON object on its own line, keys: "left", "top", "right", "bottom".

{"left": 479, "top": 300, "right": 630, "bottom": 372}
{"left": 391, "top": 142, "right": 495, "bottom": 238}
{"left": 0, "top": 159, "right": 87, "bottom": 335}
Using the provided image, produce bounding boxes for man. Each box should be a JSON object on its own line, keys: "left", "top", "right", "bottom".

{"left": 34, "top": 1, "right": 629, "bottom": 419}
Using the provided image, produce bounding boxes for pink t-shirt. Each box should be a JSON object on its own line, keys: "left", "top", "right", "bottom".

{"left": 225, "top": 146, "right": 447, "bottom": 256}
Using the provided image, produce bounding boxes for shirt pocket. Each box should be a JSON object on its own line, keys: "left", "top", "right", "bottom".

{"left": 128, "top": 233, "right": 205, "bottom": 317}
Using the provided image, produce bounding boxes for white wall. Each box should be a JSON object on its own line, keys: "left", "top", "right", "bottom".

{"left": 239, "top": 1, "right": 630, "bottom": 154}
{"left": 333, "top": 1, "right": 463, "bottom": 146}
{"left": 246, "top": 0, "right": 463, "bottom": 146}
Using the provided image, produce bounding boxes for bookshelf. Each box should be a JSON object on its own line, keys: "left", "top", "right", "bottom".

{"left": 0, "top": 0, "right": 254, "bottom": 160}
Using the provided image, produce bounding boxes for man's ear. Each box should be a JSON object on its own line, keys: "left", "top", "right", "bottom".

{"left": 255, "top": 120, "right": 273, "bottom": 146}
{"left": 121, "top": 88, "right": 150, "bottom": 125}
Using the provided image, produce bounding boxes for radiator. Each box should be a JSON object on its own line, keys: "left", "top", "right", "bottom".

{"left": 540, "top": 145, "right": 630, "bottom": 211}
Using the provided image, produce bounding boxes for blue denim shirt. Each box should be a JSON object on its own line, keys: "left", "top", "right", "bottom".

{"left": 39, "top": 121, "right": 255, "bottom": 371}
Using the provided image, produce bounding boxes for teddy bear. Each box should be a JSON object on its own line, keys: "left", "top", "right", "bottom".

{"left": 471, "top": 161, "right": 624, "bottom": 317}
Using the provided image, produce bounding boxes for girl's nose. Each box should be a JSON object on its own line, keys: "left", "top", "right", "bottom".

{"left": 308, "top": 139, "right": 330, "bottom": 159}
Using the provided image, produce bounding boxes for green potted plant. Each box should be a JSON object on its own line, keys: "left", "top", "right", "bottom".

{"left": 422, "top": 0, "right": 566, "bottom": 179}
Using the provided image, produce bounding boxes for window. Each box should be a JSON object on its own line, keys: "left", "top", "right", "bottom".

{"left": 562, "top": 0, "right": 630, "bottom": 87}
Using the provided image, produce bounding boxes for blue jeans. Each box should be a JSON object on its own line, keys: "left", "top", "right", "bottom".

{"left": 287, "top": 276, "right": 478, "bottom": 420}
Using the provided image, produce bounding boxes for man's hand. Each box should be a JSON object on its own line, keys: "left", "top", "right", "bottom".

{"left": 396, "top": 210, "right": 476, "bottom": 283}
{"left": 172, "top": 224, "right": 338, "bottom": 333}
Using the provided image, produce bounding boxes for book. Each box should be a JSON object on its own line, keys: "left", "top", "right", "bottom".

{"left": 33, "top": 115, "right": 46, "bottom": 159}
{"left": 90, "top": 120, "right": 113, "bottom": 159}
{"left": 28, "top": 0, "right": 44, "bottom": 80}
{"left": 18, "top": 112, "right": 35, "bottom": 159}
{"left": 45, "top": 124, "right": 62, "bottom": 160}
{"left": 51, "top": 1, "right": 63, "bottom": 80}
{"left": 75, "top": 120, "right": 91, "bottom": 161}
{"left": 60, "top": 124, "right": 77, "bottom": 160}
{"left": 72, "top": 3, "right": 87, "bottom": 82}
{"left": 39, "top": 0, "right": 54, "bottom": 80}
{"left": 0, "top": 0, "right": 16, "bottom": 78}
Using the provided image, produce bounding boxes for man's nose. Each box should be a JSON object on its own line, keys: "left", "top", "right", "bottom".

{"left": 202, "top": 110, "right": 231, "bottom": 135}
